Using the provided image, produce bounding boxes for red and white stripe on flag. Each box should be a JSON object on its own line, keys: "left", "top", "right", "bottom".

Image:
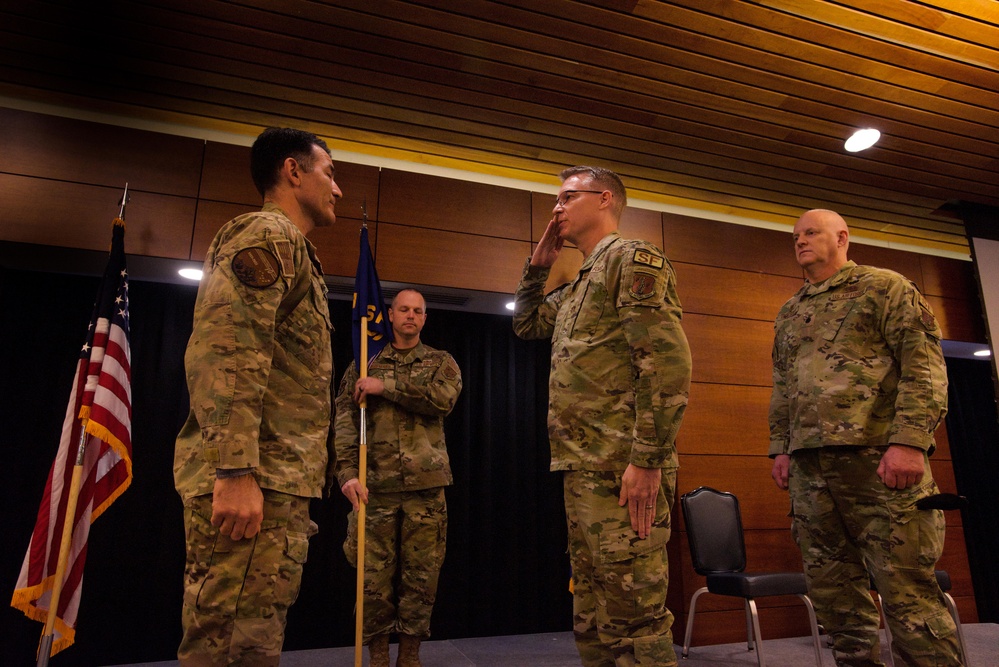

{"left": 10, "top": 219, "right": 132, "bottom": 656}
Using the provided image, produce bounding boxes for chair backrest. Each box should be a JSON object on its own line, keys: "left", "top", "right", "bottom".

{"left": 681, "top": 486, "right": 747, "bottom": 575}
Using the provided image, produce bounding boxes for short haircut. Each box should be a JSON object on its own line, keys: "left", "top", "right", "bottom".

{"left": 250, "top": 127, "right": 330, "bottom": 197}
{"left": 559, "top": 165, "right": 627, "bottom": 216}
{"left": 391, "top": 288, "right": 426, "bottom": 310}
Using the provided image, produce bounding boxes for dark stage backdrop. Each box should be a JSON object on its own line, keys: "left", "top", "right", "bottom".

{"left": 944, "top": 356, "right": 999, "bottom": 623}
{"left": 0, "top": 267, "right": 570, "bottom": 666}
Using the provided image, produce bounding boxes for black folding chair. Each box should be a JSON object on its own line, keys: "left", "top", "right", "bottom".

{"left": 680, "top": 486, "right": 824, "bottom": 667}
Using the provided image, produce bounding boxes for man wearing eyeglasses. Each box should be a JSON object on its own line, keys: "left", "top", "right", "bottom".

{"left": 513, "top": 166, "right": 692, "bottom": 666}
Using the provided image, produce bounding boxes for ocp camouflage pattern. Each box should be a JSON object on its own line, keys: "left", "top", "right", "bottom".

{"left": 174, "top": 203, "right": 334, "bottom": 500}
{"left": 769, "top": 261, "right": 947, "bottom": 457}
{"left": 512, "top": 232, "right": 692, "bottom": 472}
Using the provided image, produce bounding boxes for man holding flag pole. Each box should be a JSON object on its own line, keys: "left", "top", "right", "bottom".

{"left": 11, "top": 186, "right": 133, "bottom": 665}
{"left": 336, "top": 225, "right": 462, "bottom": 667}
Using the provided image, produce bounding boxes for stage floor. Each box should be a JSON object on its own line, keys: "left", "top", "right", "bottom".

{"left": 111, "top": 623, "right": 999, "bottom": 666}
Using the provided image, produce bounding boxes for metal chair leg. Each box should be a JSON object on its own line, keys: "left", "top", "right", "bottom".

{"left": 747, "top": 598, "right": 766, "bottom": 667}
{"left": 797, "top": 594, "right": 825, "bottom": 667}
{"left": 942, "top": 591, "right": 970, "bottom": 667}
{"left": 682, "top": 586, "right": 708, "bottom": 658}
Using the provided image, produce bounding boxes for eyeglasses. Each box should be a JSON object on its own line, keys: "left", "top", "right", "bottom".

{"left": 554, "top": 189, "right": 606, "bottom": 208}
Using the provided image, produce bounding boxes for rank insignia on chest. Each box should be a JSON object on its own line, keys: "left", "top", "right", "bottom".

{"left": 232, "top": 247, "right": 280, "bottom": 288}
{"left": 631, "top": 272, "right": 657, "bottom": 299}
{"left": 633, "top": 249, "right": 665, "bottom": 269}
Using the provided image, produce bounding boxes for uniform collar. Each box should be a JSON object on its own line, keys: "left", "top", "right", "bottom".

{"left": 802, "top": 260, "right": 857, "bottom": 296}
{"left": 380, "top": 340, "right": 426, "bottom": 363}
{"left": 580, "top": 231, "right": 621, "bottom": 270}
{"left": 261, "top": 202, "right": 324, "bottom": 273}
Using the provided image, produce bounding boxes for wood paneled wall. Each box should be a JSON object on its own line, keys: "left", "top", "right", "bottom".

{"left": 0, "top": 107, "right": 985, "bottom": 643}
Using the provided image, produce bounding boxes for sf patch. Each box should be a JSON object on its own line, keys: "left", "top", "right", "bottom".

{"left": 633, "top": 249, "right": 664, "bottom": 269}
{"left": 630, "top": 271, "right": 658, "bottom": 299}
{"left": 232, "top": 247, "right": 280, "bottom": 288}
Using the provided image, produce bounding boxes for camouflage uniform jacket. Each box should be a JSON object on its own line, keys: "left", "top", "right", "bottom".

{"left": 512, "top": 232, "right": 692, "bottom": 472}
{"left": 334, "top": 342, "right": 462, "bottom": 492}
{"left": 769, "top": 260, "right": 947, "bottom": 457}
{"left": 174, "top": 203, "right": 334, "bottom": 500}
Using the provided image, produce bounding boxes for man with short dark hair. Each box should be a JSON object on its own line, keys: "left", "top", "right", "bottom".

{"left": 174, "top": 127, "right": 341, "bottom": 665}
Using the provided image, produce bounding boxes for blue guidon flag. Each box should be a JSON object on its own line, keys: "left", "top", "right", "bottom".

{"left": 352, "top": 226, "right": 392, "bottom": 368}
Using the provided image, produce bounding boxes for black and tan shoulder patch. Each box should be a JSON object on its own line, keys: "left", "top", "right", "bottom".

{"left": 632, "top": 249, "right": 665, "bottom": 270}
{"left": 232, "top": 247, "right": 280, "bottom": 288}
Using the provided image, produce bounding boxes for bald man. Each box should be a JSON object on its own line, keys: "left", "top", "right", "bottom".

{"left": 768, "top": 209, "right": 962, "bottom": 666}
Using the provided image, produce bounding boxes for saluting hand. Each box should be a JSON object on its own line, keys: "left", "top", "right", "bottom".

{"left": 530, "top": 216, "right": 564, "bottom": 269}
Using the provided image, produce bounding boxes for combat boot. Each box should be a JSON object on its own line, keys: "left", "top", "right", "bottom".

{"left": 396, "top": 634, "right": 422, "bottom": 667}
{"left": 367, "top": 634, "right": 390, "bottom": 667}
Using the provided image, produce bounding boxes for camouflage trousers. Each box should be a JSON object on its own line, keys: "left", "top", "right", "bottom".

{"left": 789, "top": 447, "right": 962, "bottom": 667}
{"left": 563, "top": 469, "right": 677, "bottom": 667}
{"left": 178, "top": 491, "right": 315, "bottom": 666}
{"left": 344, "top": 487, "right": 447, "bottom": 643}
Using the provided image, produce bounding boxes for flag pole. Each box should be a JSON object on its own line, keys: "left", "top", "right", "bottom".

{"left": 37, "top": 184, "right": 129, "bottom": 666}
{"left": 354, "top": 206, "right": 370, "bottom": 667}
{"left": 354, "top": 317, "right": 370, "bottom": 667}
{"left": 37, "top": 428, "right": 87, "bottom": 667}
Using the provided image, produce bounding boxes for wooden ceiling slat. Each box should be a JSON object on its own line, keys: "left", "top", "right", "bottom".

{"left": 495, "top": 0, "right": 999, "bottom": 120}
{"left": 912, "top": 0, "right": 999, "bottom": 26}
{"left": 753, "top": 0, "right": 999, "bottom": 69}
{"left": 645, "top": 0, "right": 999, "bottom": 85}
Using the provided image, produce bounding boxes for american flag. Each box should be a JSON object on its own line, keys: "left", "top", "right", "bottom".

{"left": 10, "top": 218, "right": 133, "bottom": 657}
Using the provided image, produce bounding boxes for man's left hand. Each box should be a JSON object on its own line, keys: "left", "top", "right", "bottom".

{"left": 619, "top": 464, "right": 661, "bottom": 539}
{"left": 877, "top": 444, "right": 925, "bottom": 490}
{"left": 353, "top": 377, "right": 385, "bottom": 405}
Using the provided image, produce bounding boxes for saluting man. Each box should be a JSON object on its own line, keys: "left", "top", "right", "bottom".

{"left": 513, "top": 166, "right": 692, "bottom": 667}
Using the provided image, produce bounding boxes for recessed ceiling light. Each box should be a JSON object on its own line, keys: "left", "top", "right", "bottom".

{"left": 179, "top": 268, "right": 203, "bottom": 281}
{"left": 845, "top": 128, "right": 881, "bottom": 152}
{"left": 505, "top": 301, "right": 515, "bottom": 311}
{"left": 973, "top": 349, "right": 992, "bottom": 358}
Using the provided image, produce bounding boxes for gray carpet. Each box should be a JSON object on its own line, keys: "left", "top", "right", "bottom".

{"left": 108, "top": 623, "right": 998, "bottom": 666}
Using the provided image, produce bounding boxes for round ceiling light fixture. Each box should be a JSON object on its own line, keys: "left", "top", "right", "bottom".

{"left": 845, "top": 128, "right": 881, "bottom": 152}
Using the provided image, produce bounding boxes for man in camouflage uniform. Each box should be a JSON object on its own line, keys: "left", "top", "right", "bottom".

{"left": 513, "top": 166, "right": 692, "bottom": 667}
{"left": 173, "top": 127, "right": 340, "bottom": 666}
{"left": 335, "top": 288, "right": 462, "bottom": 667}
{"left": 769, "top": 209, "right": 962, "bottom": 667}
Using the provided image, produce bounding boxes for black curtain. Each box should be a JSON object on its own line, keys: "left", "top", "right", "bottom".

{"left": 0, "top": 267, "right": 570, "bottom": 665}
{"left": 944, "top": 356, "right": 999, "bottom": 623}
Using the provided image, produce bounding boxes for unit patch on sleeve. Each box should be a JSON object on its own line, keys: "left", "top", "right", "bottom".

{"left": 633, "top": 249, "right": 665, "bottom": 269}
{"left": 630, "top": 272, "right": 658, "bottom": 299}
{"left": 232, "top": 247, "right": 280, "bottom": 288}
